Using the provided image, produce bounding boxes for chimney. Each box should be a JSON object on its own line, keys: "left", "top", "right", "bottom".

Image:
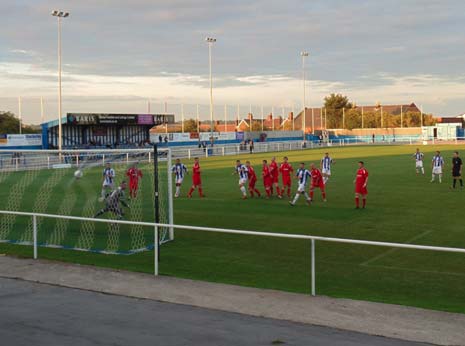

{"left": 248, "top": 113, "right": 253, "bottom": 120}
{"left": 289, "top": 112, "right": 293, "bottom": 120}
{"left": 267, "top": 114, "right": 273, "bottom": 121}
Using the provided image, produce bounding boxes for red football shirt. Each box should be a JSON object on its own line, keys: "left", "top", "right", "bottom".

{"left": 262, "top": 164, "right": 271, "bottom": 178}
{"left": 269, "top": 161, "right": 278, "bottom": 178}
{"left": 355, "top": 168, "right": 369, "bottom": 186}
{"left": 279, "top": 162, "right": 294, "bottom": 178}
{"left": 192, "top": 162, "right": 201, "bottom": 176}
{"left": 248, "top": 166, "right": 257, "bottom": 181}
{"left": 310, "top": 168, "right": 323, "bottom": 185}
{"left": 126, "top": 168, "right": 142, "bottom": 182}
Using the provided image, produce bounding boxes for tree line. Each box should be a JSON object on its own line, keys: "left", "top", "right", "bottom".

{"left": 0, "top": 111, "right": 40, "bottom": 134}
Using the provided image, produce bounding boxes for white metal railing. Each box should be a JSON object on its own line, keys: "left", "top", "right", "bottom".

{"left": 2, "top": 209, "right": 465, "bottom": 296}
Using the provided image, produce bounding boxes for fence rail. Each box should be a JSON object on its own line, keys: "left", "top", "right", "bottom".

{"left": 1, "top": 209, "right": 465, "bottom": 296}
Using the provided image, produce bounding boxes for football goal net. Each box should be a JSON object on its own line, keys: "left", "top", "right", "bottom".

{"left": 0, "top": 146, "right": 173, "bottom": 255}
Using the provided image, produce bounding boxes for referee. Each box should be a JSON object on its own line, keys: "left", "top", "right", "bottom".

{"left": 451, "top": 151, "right": 463, "bottom": 189}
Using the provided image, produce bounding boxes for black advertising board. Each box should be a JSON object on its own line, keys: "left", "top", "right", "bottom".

{"left": 66, "top": 113, "right": 174, "bottom": 126}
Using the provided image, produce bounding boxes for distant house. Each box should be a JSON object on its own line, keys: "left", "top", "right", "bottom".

{"left": 437, "top": 113, "right": 465, "bottom": 127}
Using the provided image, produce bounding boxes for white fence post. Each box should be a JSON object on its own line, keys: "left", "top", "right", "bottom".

{"left": 126, "top": 153, "right": 129, "bottom": 164}
{"left": 154, "top": 225, "right": 159, "bottom": 276}
{"left": 148, "top": 151, "right": 152, "bottom": 163}
{"left": 76, "top": 155, "right": 79, "bottom": 167}
{"left": 33, "top": 215, "right": 38, "bottom": 259}
{"left": 47, "top": 156, "right": 50, "bottom": 169}
{"left": 188, "top": 149, "right": 191, "bottom": 160}
{"left": 102, "top": 154, "right": 105, "bottom": 166}
{"left": 311, "top": 239, "right": 315, "bottom": 296}
{"left": 222, "top": 147, "right": 225, "bottom": 156}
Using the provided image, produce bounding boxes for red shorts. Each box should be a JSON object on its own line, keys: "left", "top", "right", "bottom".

{"left": 192, "top": 175, "right": 202, "bottom": 186}
{"left": 272, "top": 175, "right": 279, "bottom": 184}
{"left": 264, "top": 177, "right": 272, "bottom": 187}
{"left": 282, "top": 176, "right": 292, "bottom": 187}
{"left": 129, "top": 180, "right": 139, "bottom": 189}
{"left": 249, "top": 179, "right": 257, "bottom": 189}
{"left": 311, "top": 182, "right": 325, "bottom": 190}
{"left": 355, "top": 185, "right": 368, "bottom": 195}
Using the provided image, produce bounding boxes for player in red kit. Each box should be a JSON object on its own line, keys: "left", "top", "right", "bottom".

{"left": 269, "top": 157, "right": 281, "bottom": 198}
{"left": 126, "top": 162, "right": 143, "bottom": 199}
{"left": 309, "top": 163, "right": 326, "bottom": 202}
{"left": 262, "top": 159, "right": 272, "bottom": 198}
{"left": 245, "top": 161, "right": 261, "bottom": 197}
{"left": 354, "top": 161, "right": 369, "bottom": 209}
{"left": 187, "top": 157, "right": 204, "bottom": 198}
{"left": 279, "top": 156, "right": 294, "bottom": 198}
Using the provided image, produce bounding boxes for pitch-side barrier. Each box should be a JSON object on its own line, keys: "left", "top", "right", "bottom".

{"left": 1, "top": 209, "right": 465, "bottom": 296}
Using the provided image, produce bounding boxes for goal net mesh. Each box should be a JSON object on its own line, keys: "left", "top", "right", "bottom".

{"left": 0, "top": 148, "right": 172, "bottom": 255}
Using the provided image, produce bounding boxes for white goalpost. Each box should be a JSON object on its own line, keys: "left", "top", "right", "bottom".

{"left": 0, "top": 147, "right": 174, "bottom": 254}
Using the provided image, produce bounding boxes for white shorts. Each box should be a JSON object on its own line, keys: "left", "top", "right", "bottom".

{"left": 176, "top": 178, "right": 184, "bottom": 185}
{"left": 322, "top": 168, "right": 331, "bottom": 176}
{"left": 297, "top": 183, "right": 306, "bottom": 192}
{"left": 103, "top": 182, "right": 114, "bottom": 189}
{"left": 432, "top": 167, "right": 442, "bottom": 175}
{"left": 415, "top": 161, "right": 423, "bottom": 168}
{"left": 239, "top": 178, "right": 247, "bottom": 185}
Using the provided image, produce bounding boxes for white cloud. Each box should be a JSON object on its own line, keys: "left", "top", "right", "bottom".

{"left": 1, "top": 62, "right": 465, "bottom": 123}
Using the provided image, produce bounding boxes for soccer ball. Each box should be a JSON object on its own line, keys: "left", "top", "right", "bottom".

{"left": 74, "top": 170, "right": 83, "bottom": 179}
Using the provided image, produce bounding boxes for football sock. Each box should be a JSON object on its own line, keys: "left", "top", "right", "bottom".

{"left": 292, "top": 193, "right": 300, "bottom": 204}
{"left": 355, "top": 197, "right": 360, "bottom": 207}
{"left": 309, "top": 191, "right": 314, "bottom": 199}
{"left": 431, "top": 174, "right": 435, "bottom": 181}
{"left": 421, "top": 168, "right": 424, "bottom": 174}
{"left": 101, "top": 189, "right": 106, "bottom": 199}
{"left": 199, "top": 187, "right": 203, "bottom": 196}
{"left": 254, "top": 189, "right": 261, "bottom": 196}
{"left": 176, "top": 186, "right": 180, "bottom": 195}
{"left": 322, "top": 192, "right": 326, "bottom": 200}
{"left": 439, "top": 174, "right": 442, "bottom": 183}
{"left": 240, "top": 186, "right": 246, "bottom": 196}
{"left": 188, "top": 187, "right": 194, "bottom": 196}
{"left": 453, "top": 180, "right": 457, "bottom": 188}
{"left": 362, "top": 198, "right": 366, "bottom": 208}
{"left": 249, "top": 189, "right": 254, "bottom": 197}
{"left": 460, "top": 179, "right": 463, "bottom": 187}
{"left": 271, "top": 186, "right": 274, "bottom": 195}
{"left": 304, "top": 192, "right": 310, "bottom": 200}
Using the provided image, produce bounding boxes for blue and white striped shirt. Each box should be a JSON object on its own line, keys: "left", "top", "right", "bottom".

{"left": 321, "top": 156, "right": 332, "bottom": 170}
{"left": 172, "top": 163, "right": 188, "bottom": 179}
{"left": 432, "top": 155, "right": 444, "bottom": 167}
{"left": 296, "top": 168, "right": 311, "bottom": 185}
{"left": 236, "top": 164, "right": 248, "bottom": 179}
{"left": 414, "top": 152, "right": 424, "bottom": 161}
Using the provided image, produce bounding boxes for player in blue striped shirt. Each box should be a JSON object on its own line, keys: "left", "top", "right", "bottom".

{"left": 320, "top": 153, "right": 334, "bottom": 184}
{"left": 289, "top": 163, "right": 312, "bottom": 206}
{"left": 172, "top": 159, "right": 188, "bottom": 197}
{"left": 233, "top": 160, "right": 249, "bottom": 199}
{"left": 431, "top": 151, "right": 444, "bottom": 183}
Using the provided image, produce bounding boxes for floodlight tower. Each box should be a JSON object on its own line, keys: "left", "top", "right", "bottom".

{"left": 206, "top": 37, "right": 216, "bottom": 146}
{"left": 301, "top": 51, "right": 309, "bottom": 141}
{"left": 51, "top": 10, "right": 69, "bottom": 152}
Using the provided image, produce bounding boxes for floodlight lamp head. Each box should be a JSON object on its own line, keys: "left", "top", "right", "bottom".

{"left": 51, "top": 10, "right": 59, "bottom": 16}
{"left": 63, "top": 12, "right": 69, "bottom": 17}
{"left": 301, "top": 51, "right": 309, "bottom": 57}
{"left": 205, "top": 37, "right": 216, "bottom": 43}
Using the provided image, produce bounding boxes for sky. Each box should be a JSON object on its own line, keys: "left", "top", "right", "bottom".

{"left": 1, "top": 0, "right": 465, "bottom": 124}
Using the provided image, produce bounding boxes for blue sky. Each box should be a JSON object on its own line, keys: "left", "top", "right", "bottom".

{"left": 1, "top": 0, "right": 465, "bottom": 123}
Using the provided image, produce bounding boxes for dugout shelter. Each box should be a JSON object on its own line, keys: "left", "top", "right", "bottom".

{"left": 42, "top": 113, "right": 175, "bottom": 149}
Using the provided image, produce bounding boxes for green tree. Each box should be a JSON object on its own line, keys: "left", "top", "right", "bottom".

{"left": 323, "top": 94, "right": 353, "bottom": 128}
{"left": 183, "top": 118, "right": 198, "bottom": 132}
{"left": 0, "top": 111, "right": 39, "bottom": 134}
{"left": 345, "top": 109, "right": 362, "bottom": 130}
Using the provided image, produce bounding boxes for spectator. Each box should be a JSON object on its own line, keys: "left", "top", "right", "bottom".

{"left": 159, "top": 135, "right": 163, "bottom": 143}
{"left": 249, "top": 139, "right": 254, "bottom": 154}
{"left": 164, "top": 136, "right": 168, "bottom": 143}
{"left": 372, "top": 133, "right": 375, "bottom": 143}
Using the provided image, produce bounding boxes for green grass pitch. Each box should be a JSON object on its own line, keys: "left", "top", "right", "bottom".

{"left": 1, "top": 144, "right": 465, "bottom": 314}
